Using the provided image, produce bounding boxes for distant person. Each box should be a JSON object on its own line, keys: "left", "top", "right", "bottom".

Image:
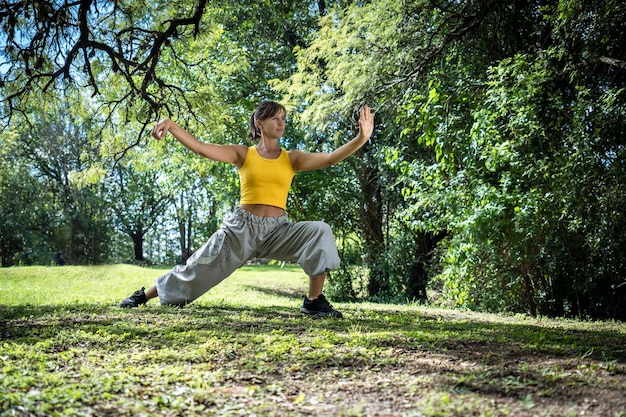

{"left": 120, "top": 101, "right": 374, "bottom": 317}
{"left": 55, "top": 252, "right": 66, "bottom": 266}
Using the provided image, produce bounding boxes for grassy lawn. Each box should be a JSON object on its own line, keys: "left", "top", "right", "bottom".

{"left": 1, "top": 264, "right": 625, "bottom": 416}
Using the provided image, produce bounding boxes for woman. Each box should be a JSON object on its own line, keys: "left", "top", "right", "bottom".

{"left": 120, "top": 101, "right": 374, "bottom": 317}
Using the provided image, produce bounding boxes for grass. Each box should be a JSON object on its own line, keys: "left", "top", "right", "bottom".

{"left": 1, "top": 264, "right": 625, "bottom": 416}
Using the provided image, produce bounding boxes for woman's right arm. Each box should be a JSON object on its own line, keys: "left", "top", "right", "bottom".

{"left": 152, "top": 119, "right": 247, "bottom": 167}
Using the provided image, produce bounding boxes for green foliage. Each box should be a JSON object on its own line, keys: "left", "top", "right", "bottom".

{"left": 428, "top": 45, "right": 626, "bottom": 319}
{"left": 281, "top": 0, "right": 626, "bottom": 319}
{"left": 0, "top": 155, "right": 54, "bottom": 266}
{"left": 3, "top": 0, "right": 626, "bottom": 321}
{"left": 0, "top": 96, "right": 114, "bottom": 265}
{"left": 0, "top": 0, "right": 338, "bottom": 267}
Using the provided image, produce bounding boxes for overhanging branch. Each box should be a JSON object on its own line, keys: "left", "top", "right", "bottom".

{"left": 1, "top": 0, "right": 208, "bottom": 121}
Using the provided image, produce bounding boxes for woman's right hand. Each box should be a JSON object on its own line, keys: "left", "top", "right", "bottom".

{"left": 151, "top": 119, "right": 173, "bottom": 140}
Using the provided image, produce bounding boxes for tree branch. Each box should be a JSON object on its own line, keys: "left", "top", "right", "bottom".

{"left": 0, "top": 0, "right": 208, "bottom": 121}
{"left": 598, "top": 56, "right": 626, "bottom": 70}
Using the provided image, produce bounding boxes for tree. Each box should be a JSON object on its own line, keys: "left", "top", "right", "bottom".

{"left": 109, "top": 161, "right": 172, "bottom": 263}
{"left": 0, "top": 152, "right": 53, "bottom": 266}
{"left": 1, "top": 0, "right": 342, "bottom": 267}
{"left": 1, "top": 0, "right": 208, "bottom": 124}
{"left": 278, "top": 0, "right": 435, "bottom": 299}
{"left": 4, "top": 97, "right": 112, "bottom": 264}
{"left": 282, "top": 0, "right": 626, "bottom": 319}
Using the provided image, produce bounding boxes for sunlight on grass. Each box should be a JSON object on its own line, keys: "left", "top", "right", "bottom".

{"left": 199, "top": 265, "right": 311, "bottom": 308}
{"left": 0, "top": 264, "right": 158, "bottom": 306}
{"left": 0, "top": 264, "right": 311, "bottom": 308}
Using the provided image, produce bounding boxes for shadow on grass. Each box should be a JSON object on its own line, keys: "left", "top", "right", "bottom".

{"left": 2, "top": 302, "right": 625, "bottom": 363}
{"left": 3, "top": 301, "right": 626, "bottom": 415}
{"left": 242, "top": 284, "right": 305, "bottom": 300}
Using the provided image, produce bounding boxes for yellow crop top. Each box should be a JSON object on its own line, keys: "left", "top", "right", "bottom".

{"left": 238, "top": 146, "right": 295, "bottom": 210}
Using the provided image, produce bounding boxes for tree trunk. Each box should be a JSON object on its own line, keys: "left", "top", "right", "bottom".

{"left": 178, "top": 218, "right": 186, "bottom": 260}
{"left": 357, "top": 152, "right": 387, "bottom": 297}
{"left": 407, "top": 231, "right": 447, "bottom": 302}
{"left": 131, "top": 224, "right": 145, "bottom": 262}
{"left": 177, "top": 192, "right": 194, "bottom": 264}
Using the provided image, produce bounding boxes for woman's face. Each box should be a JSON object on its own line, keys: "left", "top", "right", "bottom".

{"left": 258, "top": 110, "right": 286, "bottom": 139}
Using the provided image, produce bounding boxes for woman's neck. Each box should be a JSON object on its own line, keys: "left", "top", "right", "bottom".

{"left": 256, "top": 138, "right": 281, "bottom": 157}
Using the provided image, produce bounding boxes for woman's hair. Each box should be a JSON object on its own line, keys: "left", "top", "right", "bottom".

{"left": 248, "top": 101, "right": 287, "bottom": 140}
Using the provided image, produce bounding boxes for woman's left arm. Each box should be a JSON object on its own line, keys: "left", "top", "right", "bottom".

{"left": 290, "top": 105, "right": 375, "bottom": 172}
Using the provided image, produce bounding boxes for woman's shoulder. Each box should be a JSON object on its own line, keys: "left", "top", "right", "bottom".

{"left": 287, "top": 149, "right": 307, "bottom": 169}
{"left": 231, "top": 144, "right": 250, "bottom": 154}
{"left": 221, "top": 144, "right": 249, "bottom": 168}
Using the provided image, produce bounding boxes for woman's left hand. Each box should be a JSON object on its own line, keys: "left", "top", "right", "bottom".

{"left": 358, "top": 105, "right": 375, "bottom": 142}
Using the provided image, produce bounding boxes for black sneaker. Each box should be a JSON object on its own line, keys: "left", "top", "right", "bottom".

{"left": 120, "top": 287, "right": 148, "bottom": 308}
{"left": 300, "top": 294, "right": 343, "bottom": 318}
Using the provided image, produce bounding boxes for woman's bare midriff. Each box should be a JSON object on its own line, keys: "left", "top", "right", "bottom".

{"left": 239, "top": 204, "right": 286, "bottom": 217}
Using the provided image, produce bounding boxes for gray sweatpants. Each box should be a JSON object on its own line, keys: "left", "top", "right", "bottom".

{"left": 155, "top": 207, "right": 341, "bottom": 305}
